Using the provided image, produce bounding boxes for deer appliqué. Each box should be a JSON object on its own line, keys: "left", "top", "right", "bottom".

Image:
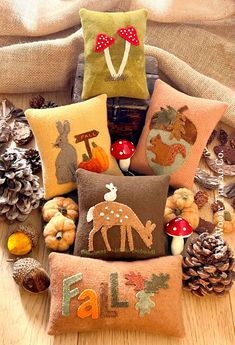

{"left": 87, "top": 184, "right": 156, "bottom": 252}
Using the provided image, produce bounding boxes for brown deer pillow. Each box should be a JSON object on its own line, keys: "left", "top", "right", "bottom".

{"left": 48, "top": 253, "right": 184, "bottom": 337}
{"left": 130, "top": 80, "right": 228, "bottom": 189}
{"left": 74, "top": 169, "right": 170, "bottom": 259}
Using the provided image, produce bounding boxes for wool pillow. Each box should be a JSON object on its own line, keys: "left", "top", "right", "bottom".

{"left": 130, "top": 80, "right": 228, "bottom": 189}
{"left": 80, "top": 8, "right": 149, "bottom": 100}
{"left": 25, "top": 94, "right": 122, "bottom": 199}
{"left": 48, "top": 253, "right": 184, "bottom": 337}
{"left": 74, "top": 169, "right": 169, "bottom": 259}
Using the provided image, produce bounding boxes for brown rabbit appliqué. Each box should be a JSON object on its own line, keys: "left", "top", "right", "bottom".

{"left": 54, "top": 120, "right": 78, "bottom": 184}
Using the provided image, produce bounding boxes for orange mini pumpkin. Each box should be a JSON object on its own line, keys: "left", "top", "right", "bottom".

{"left": 43, "top": 215, "right": 75, "bottom": 251}
{"left": 164, "top": 195, "right": 199, "bottom": 229}
{"left": 42, "top": 197, "right": 79, "bottom": 222}
{"left": 213, "top": 211, "right": 235, "bottom": 233}
{"left": 79, "top": 153, "right": 102, "bottom": 173}
{"left": 91, "top": 142, "right": 109, "bottom": 172}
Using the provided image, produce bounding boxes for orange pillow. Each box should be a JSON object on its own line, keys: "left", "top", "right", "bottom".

{"left": 48, "top": 253, "right": 184, "bottom": 337}
{"left": 130, "top": 80, "right": 228, "bottom": 189}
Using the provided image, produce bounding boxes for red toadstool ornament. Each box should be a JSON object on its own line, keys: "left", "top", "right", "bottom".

{"left": 95, "top": 34, "right": 116, "bottom": 78}
{"left": 165, "top": 217, "right": 193, "bottom": 255}
{"left": 117, "top": 26, "right": 139, "bottom": 77}
{"left": 111, "top": 140, "right": 135, "bottom": 171}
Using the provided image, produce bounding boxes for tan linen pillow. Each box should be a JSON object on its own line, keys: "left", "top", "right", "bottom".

{"left": 48, "top": 253, "right": 184, "bottom": 337}
{"left": 74, "top": 169, "right": 170, "bottom": 259}
{"left": 130, "top": 80, "right": 228, "bottom": 189}
{"left": 25, "top": 94, "right": 122, "bottom": 199}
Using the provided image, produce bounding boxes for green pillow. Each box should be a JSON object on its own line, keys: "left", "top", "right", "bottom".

{"left": 80, "top": 8, "right": 149, "bottom": 100}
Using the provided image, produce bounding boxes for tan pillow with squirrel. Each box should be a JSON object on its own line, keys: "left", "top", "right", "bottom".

{"left": 48, "top": 253, "right": 184, "bottom": 337}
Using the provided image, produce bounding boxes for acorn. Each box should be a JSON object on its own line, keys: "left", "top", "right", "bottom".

{"left": 7, "top": 224, "right": 40, "bottom": 256}
{"left": 11, "top": 258, "right": 50, "bottom": 293}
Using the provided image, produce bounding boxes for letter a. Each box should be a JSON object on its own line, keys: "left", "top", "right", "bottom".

{"left": 77, "top": 289, "right": 99, "bottom": 319}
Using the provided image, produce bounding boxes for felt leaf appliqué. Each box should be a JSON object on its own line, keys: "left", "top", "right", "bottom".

{"left": 135, "top": 290, "right": 155, "bottom": 317}
{"left": 144, "top": 273, "right": 170, "bottom": 294}
{"left": 125, "top": 272, "right": 146, "bottom": 291}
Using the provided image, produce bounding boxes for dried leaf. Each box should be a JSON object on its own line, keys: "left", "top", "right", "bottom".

{"left": 135, "top": 290, "right": 155, "bottom": 317}
{"left": 194, "top": 169, "right": 220, "bottom": 190}
{"left": 194, "top": 218, "right": 215, "bottom": 234}
{"left": 203, "top": 148, "right": 235, "bottom": 176}
{"left": 214, "top": 144, "right": 235, "bottom": 165}
{"left": 221, "top": 183, "right": 235, "bottom": 198}
{"left": 125, "top": 272, "right": 146, "bottom": 292}
{"left": 0, "top": 99, "right": 14, "bottom": 122}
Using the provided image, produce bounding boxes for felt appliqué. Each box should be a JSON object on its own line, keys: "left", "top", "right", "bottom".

{"left": 55, "top": 120, "right": 78, "bottom": 184}
{"left": 77, "top": 288, "right": 99, "bottom": 319}
{"left": 99, "top": 282, "right": 117, "bottom": 318}
{"left": 125, "top": 271, "right": 170, "bottom": 317}
{"left": 74, "top": 130, "right": 109, "bottom": 173}
{"left": 94, "top": 27, "right": 140, "bottom": 81}
{"left": 62, "top": 273, "right": 82, "bottom": 316}
{"left": 110, "top": 273, "right": 129, "bottom": 308}
{"left": 87, "top": 184, "right": 156, "bottom": 252}
{"left": 146, "top": 105, "right": 197, "bottom": 174}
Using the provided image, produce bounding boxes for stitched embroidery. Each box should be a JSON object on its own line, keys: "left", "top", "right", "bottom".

{"left": 77, "top": 289, "right": 99, "bottom": 319}
{"left": 125, "top": 271, "right": 170, "bottom": 317}
{"left": 75, "top": 130, "right": 109, "bottom": 173}
{"left": 110, "top": 273, "right": 129, "bottom": 308}
{"left": 62, "top": 273, "right": 82, "bottom": 316}
{"left": 146, "top": 105, "right": 197, "bottom": 174}
{"left": 99, "top": 282, "right": 118, "bottom": 318}
{"left": 54, "top": 120, "right": 78, "bottom": 184}
{"left": 95, "top": 34, "right": 116, "bottom": 79}
{"left": 87, "top": 184, "right": 156, "bottom": 252}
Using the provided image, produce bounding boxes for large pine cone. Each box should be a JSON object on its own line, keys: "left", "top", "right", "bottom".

{"left": 182, "top": 232, "right": 234, "bottom": 297}
{"left": 0, "top": 148, "right": 43, "bottom": 222}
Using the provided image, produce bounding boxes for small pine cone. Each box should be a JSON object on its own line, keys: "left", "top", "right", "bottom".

{"left": 23, "top": 149, "right": 41, "bottom": 173}
{"left": 194, "top": 191, "right": 208, "bottom": 209}
{"left": 40, "top": 100, "right": 58, "bottom": 109}
{"left": 182, "top": 232, "right": 234, "bottom": 297}
{"left": 218, "top": 129, "right": 228, "bottom": 145}
{"left": 10, "top": 108, "right": 25, "bottom": 120}
{"left": 230, "top": 137, "right": 235, "bottom": 149}
{"left": 12, "top": 121, "right": 33, "bottom": 146}
{"left": 0, "top": 120, "right": 11, "bottom": 147}
{"left": 207, "top": 129, "right": 217, "bottom": 145}
{"left": 29, "top": 95, "right": 45, "bottom": 109}
{"left": 211, "top": 200, "right": 225, "bottom": 213}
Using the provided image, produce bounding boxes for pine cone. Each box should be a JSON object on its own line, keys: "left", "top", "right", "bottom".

{"left": 40, "top": 100, "right": 58, "bottom": 108}
{"left": 23, "top": 149, "right": 41, "bottom": 173}
{"left": 0, "top": 148, "right": 43, "bottom": 222}
{"left": 10, "top": 108, "right": 25, "bottom": 120}
{"left": 182, "top": 232, "right": 234, "bottom": 297}
{"left": 0, "top": 120, "right": 11, "bottom": 147}
{"left": 194, "top": 191, "right": 208, "bottom": 209}
{"left": 211, "top": 200, "right": 225, "bottom": 213}
{"left": 12, "top": 120, "right": 33, "bottom": 146}
{"left": 29, "top": 95, "right": 45, "bottom": 109}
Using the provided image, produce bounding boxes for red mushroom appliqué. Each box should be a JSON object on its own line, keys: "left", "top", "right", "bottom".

{"left": 95, "top": 34, "right": 116, "bottom": 78}
{"left": 117, "top": 26, "right": 140, "bottom": 78}
{"left": 165, "top": 217, "right": 193, "bottom": 255}
{"left": 111, "top": 140, "right": 135, "bottom": 171}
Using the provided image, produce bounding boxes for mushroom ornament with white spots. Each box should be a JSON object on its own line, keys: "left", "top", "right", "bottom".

{"left": 117, "top": 26, "right": 140, "bottom": 78}
{"left": 165, "top": 217, "right": 193, "bottom": 255}
{"left": 110, "top": 140, "right": 136, "bottom": 171}
{"left": 95, "top": 34, "right": 116, "bottom": 78}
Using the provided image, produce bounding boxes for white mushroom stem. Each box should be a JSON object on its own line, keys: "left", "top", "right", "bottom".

{"left": 119, "top": 158, "right": 131, "bottom": 171}
{"left": 104, "top": 48, "right": 117, "bottom": 78}
{"left": 171, "top": 236, "right": 184, "bottom": 255}
{"left": 117, "top": 41, "right": 131, "bottom": 77}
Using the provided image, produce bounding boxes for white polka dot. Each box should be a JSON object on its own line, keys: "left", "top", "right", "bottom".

{"left": 119, "top": 209, "right": 123, "bottom": 212}
{"left": 183, "top": 227, "right": 187, "bottom": 231}
{"left": 166, "top": 223, "right": 169, "bottom": 226}
{"left": 120, "top": 219, "right": 123, "bottom": 223}
{"left": 119, "top": 152, "right": 123, "bottom": 155}
{"left": 116, "top": 214, "right": 120, "bottom": 218}
{"left": 125, "top": 215, "right": 128, "bottom": 219}
{"left": 106, "top": 217, "right": 110, "bottom": 220}
{"left": 119, "top": 141, "right": 122, "bottom": 144}
{"left": 105, "top": 206, "right": 108, "bottom": 210}
{"left": 178, "top": 217, "right": 182, "bottom": 220}
{"left": 110, "top": 210, "right": 114, "bottom": 214}
{"left": 173, "top": 227, "right": 177, "bottom": 231}
{"left": 100, "top": 212, "right": 104, "bottom": 216}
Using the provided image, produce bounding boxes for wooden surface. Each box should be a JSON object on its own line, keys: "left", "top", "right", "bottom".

{"left": 0, "top": 92, "right": 234, "bottom": 345}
